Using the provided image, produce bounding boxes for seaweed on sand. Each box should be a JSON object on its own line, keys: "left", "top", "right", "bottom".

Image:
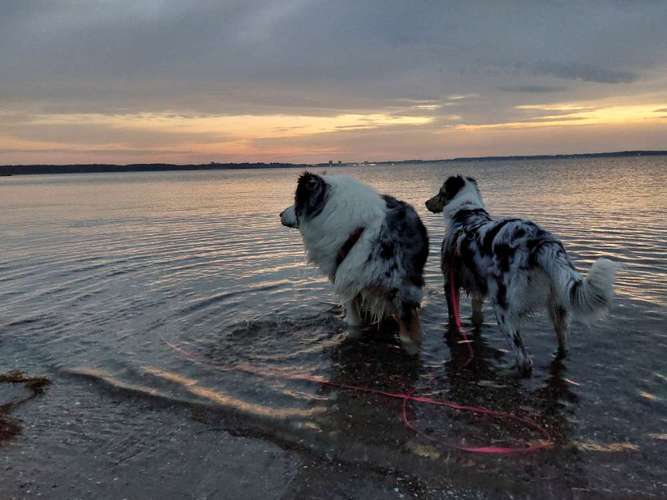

{"left": 0, "top": 370, "right": 50, "bottom": 444}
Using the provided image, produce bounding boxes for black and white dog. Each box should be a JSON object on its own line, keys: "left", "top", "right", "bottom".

{"left": 426, "top": 175, "right": 618, "bottom": 375}
{"left": 280, "top": 172, "right": 429, "bottom": 352}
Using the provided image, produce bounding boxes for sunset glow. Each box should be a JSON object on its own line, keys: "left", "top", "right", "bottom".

{"left": 30, "top": 111, "right": 434, "bottom": 138}
{"left": 456, "top": 103, "right": 667, "bottom": 130}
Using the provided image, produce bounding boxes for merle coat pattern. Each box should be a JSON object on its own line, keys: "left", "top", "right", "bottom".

{"left": 281, "top": 172, "right": 428, "bottom": 352}
{"left": 426, "top": 175, "right": 618, "bottom": 375}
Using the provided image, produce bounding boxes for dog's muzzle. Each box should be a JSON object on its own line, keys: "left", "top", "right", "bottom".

{"left": 280, "top": 206, "right": 298, "bottom": 228}
{"left": 425, "top": 195, "right": 443, "bottom": 213}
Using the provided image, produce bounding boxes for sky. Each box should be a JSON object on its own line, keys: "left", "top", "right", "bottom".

{"left": 1, "top": 1, "right": 667, "bottom": 165}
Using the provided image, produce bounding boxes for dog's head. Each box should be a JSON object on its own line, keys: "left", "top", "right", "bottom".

{"left": 280, "top": 171, "right": 329, "bottom": 228}
{"left": 425, "top": 175, "right": 481, "bottom": 213}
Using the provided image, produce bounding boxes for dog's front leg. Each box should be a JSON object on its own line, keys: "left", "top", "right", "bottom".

{"left": 444, "top": 275, "right": 460, "bottom": 329}
{"left": 398, "top": 304, "right": 421, "bottom": 355}
{"left": 442, "top": 249, "right": 458, "bottom": 328}
{"left": 344, "top": 296, "right": 364, "bottom": 328}
{"left": 471, "top": 293, "right": 484, "bottom": 330}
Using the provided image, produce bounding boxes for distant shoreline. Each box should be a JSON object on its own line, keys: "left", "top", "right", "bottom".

{"left": 1, "top": 150, "right": 666, "bottom": 176}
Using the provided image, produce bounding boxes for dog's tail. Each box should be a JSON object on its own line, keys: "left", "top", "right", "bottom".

{"left": 536, "top": 242, "right": 619, "bottom": 321}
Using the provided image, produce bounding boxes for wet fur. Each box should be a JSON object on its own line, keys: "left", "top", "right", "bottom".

{"left": 426, "top": 175, "right": 618, "bottom": 375}
{"left": 281, "top": 172, "right": 428, "bottom": 351}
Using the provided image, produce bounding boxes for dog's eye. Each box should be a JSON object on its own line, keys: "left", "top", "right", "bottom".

{"left": 306, "top": 179, "right": 319, "bottom": 191}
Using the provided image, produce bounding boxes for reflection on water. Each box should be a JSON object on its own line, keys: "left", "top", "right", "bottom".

{"left": 1, "top": 158, "right": 666, "bottom": 497}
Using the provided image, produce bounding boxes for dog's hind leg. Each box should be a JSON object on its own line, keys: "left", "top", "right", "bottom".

{"left": 471, "top": 293, "right": 484, "bottom": 330}
{"left": 493, "top": 305, "right": 532, "bottom": 376}
{"left": 548, "top": 300, "right": 570, "bottom": 358}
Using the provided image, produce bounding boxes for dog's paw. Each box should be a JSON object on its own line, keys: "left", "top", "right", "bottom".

{"left": 517, "top": 357, "right": 533, "bottom": 377}
{"left": 346, "top": 324, "right": 365, "bottom": 339}
{"left": 555, "top": 347, "right": 568, "bottom": 360}
{"left": 399, "top": 335, "right": 421, "bottom": 356}
{"left": 346, "top": 318, "right": 364, "bottom": 328}
{"left": 471, "top": 309, "right": 484, "bottom": 330}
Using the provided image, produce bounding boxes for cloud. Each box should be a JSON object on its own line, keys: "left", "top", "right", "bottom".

{"left": 530, "top": 62, "right": 638, "bottom": 84}
{"left": 27, "top": 111, "right": 434, "bottom": 138}
{"left": 446, "top": 94, "right": 479, "bottom": 101}
{"left": 2, "top": 2, "right": 666, "bottom": 111}
{"left": 455, "top": 103, "right": 667, "bottom": 130}
{"left": 0, "top": 108, "right": 436, "bottom": 163}
{"left": 515, "top": 103, "right": 591, "bottom": 112}
{"left": 1, "top": 1, "right": 667, "bottom": 163}
{"left": 499, "top": 85, "right": 567, "bottom": 93}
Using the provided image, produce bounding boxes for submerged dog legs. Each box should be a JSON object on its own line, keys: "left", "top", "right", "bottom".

{"left": 398, "top": 304, "right": 422, "bottom": 355}
{"left": 344, "top": 297, "right": 364, "bottom": 328}
{"left": 471, "top": 294, "right": 484, "bottom": 330}
{"left": 549, "top": 302, "right": 570, "bottom": 358}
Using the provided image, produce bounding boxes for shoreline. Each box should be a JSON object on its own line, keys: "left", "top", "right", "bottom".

{"left": 1, "top": 150, "right": 666, "bottom": 176}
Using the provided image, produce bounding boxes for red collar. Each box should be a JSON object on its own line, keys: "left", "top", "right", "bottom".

{"left": 335, "top": 226, "right": 365, "bottom": 270}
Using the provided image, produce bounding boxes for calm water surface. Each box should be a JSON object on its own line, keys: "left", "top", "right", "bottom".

{"left": 1, "top": 158, "right": 666, "bottom": 498}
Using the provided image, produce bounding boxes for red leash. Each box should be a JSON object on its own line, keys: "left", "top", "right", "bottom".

{"left": 162, "top": 338, "right": 553, "bottom": 455}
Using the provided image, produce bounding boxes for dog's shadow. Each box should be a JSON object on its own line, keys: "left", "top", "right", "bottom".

{"left": 318, "top": 322, "right": 421, "bottom": 446}
{"left": 436, "top": 322, "right": 579, "bottom": 450}
{"left": 320, "top": 317, "right": 578, "bottom": 443}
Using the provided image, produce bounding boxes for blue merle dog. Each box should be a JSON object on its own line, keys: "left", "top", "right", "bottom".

{"left": 426, "top": 175, "right": 618, "bottom": 375}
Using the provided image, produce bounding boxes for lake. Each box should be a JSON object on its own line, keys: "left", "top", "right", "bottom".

{"left": 1, "top": 157, "right": 666, "bottom": 498}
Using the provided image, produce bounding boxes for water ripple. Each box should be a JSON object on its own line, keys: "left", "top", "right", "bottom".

{"left": 1, "top": 159, "right": 666, "bottom": 496}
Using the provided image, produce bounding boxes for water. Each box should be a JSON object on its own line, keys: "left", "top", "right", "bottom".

{"left": 1, "top": 158, "right": 666, "bottom": 498}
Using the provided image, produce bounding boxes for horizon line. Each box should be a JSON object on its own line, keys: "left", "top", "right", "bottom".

{"left": 2, "top": 149, "right": 667, "bottom": 170}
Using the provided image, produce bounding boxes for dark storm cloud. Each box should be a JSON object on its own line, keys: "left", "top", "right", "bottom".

{"left": 1, "top": 0, "right": 666, "bottom": 115}
{"left": 2, "top": 1, "right": 667, "bottom": 164}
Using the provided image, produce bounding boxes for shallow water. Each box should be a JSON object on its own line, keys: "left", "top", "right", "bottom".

{"left": 1, "top": 158, "right": 666, "bottom": 498}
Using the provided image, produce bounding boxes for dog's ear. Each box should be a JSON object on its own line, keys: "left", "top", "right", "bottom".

{"left": 295, "top": 172, "right": 328, "bottom": 218}
{"left": 305, "top": 177, "right": 319, "bottom": 191}
{"left": 298, "top": 171, "right": 321, "bottom": 191}
{"left": 444, "top": 175, "right": 466, "bottom": 199}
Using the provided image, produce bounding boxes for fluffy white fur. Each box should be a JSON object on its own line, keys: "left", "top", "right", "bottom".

{"left": 283, "top": 175, "right": 391, "bottom": 320}
{"left": 282, "top": 173, "right": 428, "bottom": 351}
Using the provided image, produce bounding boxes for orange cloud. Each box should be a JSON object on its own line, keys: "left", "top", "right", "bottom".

{"left": 455, "top": 103, "right": 667, "bottom": 131}
{"left": 30, "top": 111, "right": 434, "bottom": 139}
